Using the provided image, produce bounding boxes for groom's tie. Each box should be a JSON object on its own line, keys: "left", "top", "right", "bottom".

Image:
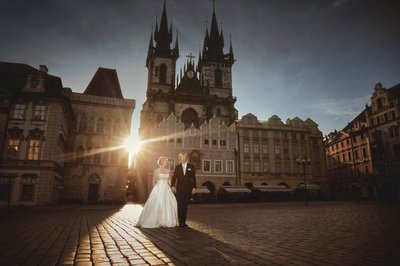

{"left": 183, "top": 164, "right": 186, "bottom": 175}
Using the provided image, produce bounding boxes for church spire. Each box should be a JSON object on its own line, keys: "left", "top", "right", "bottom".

{"left": 229, "top": 34, "right": 234, "bottom": 62}
{"left": 202, "top": 0, "right": 225, "bottom": 60}
{"left": 148, "top": 26, "right": 154, "bottom": 53}
{"left": 154, "top": 0, "right": 173, "bottom": 55}
{"left": 174, "top": 29, "right": 179, "bottom": 56}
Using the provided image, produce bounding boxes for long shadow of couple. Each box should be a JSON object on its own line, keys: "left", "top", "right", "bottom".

{"left": 137, "top": 225, "right": 266, "bottom": 265}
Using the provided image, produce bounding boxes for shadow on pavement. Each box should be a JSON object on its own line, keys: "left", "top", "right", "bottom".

{"left": 138, "top": 226, "right": 267, "bottom": 265}
{"left": 0, "top": 205, "right": 120, "bottom": 265}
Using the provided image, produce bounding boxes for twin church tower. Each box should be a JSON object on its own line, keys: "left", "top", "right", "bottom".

{"left": 139, "top": 1, "right": 238, "bottom": 135}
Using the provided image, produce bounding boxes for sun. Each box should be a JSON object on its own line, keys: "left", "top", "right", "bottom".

{"left": 123, "top": 135, "right": 141, "bottom": 155}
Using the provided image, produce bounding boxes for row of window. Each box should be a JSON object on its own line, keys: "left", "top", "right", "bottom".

{"left": 243, "top": 143, "right": 307, "bottom": 156}
{"left": 370, "top": 110, "right": 396, "bottom": 126}
{"left": 75, "top": 147, "right": 123, "bottom": 165}
{"left": 242, "top": 130, "right": 307, "bottom": 139}
{"left": 331, "top": 145, "right": 368, "bottom": 164}
{"left": 7, "top": 139, "right": 42, "bottom": 160}
{"left": 0, "top": 184, "right": 34, "bottom": 201}
{"left": 158, "top": 159, "right": 235, "bottom": 174}
{"left": 243, "top": 161, "right": 303, "bottom": 173}
{"left": 78, "top": 116, "right": 123, "bottom": 135}
{"left": 162, "top": 138, "right": 228, "bottom": 145}
{"left": 12, "top": 103, "right": 46, "bottom": 121}
{"left": 202, "top": 160, "right": 234, "bottom": 174}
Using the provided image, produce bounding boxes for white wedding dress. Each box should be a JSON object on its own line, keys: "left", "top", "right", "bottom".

{"left": 137, "top": 173, "right": 179, "bottom": 228}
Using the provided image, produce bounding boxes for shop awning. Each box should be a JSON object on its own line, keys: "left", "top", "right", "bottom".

{"left": 254, "top": 185, "right": 293, "bottom": 192}
{"left": 222, "top": 186, "right": 252, "bottom": 193}
{"left": 196, "top": 186, "right": 211, "bottom": 194}
{"left": 297, "top": 184, "right": 320, "bottom": 190}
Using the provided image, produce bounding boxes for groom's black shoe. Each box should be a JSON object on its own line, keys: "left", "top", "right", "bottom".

{"left": 179, "top": 223, "right": 188, "bottom": 227}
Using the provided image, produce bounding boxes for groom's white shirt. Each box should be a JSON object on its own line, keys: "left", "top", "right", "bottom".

{"left": 182, "top": 163, "right": 187, "bottom": 175}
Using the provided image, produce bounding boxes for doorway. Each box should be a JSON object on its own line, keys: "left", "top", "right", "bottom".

{"left": 88, "top": 184, "right": 99, "bottom": 204}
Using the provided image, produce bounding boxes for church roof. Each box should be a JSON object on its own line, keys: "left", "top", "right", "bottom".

{"left": 175, "top": 60, "right": 203, "bottom": 95}
{"left": 84, "top": 67, "right": 124, "bottom": 98}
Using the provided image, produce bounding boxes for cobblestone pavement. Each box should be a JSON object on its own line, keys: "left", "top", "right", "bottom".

{"left": 0, "top": 201, "right": 399, "bottom": 265}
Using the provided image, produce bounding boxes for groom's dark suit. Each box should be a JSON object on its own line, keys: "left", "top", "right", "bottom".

{"left": 172, "top": 163, "right": 196, "bottom": 226}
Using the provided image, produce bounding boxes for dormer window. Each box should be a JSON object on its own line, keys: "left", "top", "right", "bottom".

{"left": 30, "top": 75, "right": 40, "bottom": 88}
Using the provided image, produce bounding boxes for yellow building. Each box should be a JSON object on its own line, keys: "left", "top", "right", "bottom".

{"left": 237, "top": 113, "right": 329, "bottom": 197}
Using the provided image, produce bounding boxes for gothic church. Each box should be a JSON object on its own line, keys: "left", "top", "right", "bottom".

{"left": 139, "top": 1, "right": 237, "bottom": 136}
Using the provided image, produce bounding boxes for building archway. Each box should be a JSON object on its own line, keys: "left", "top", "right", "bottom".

{"left": 279, "top": 182, "right": 289, "bottom": 188}
{"left": 202, "top": 181, "right": 216, "bottom": 194}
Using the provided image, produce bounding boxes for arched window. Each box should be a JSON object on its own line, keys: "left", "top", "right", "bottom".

{"left": 111, "top": 151, "right": 119, "bottom": 164}
{"left": 79, "top": 115, "right": 88, "bottom": 133}
{"left": 93, "top": 147, "right": 101, "bottom": 164}
{"left": 214, "top": 69, "right": 222, "bottom": 87}
{"left": 113, "top": 119, "right": 120, "bottom": 134}
{"left": 96, "top": 118, "right": 104, "bottom": 134}
{"left": 76, "top": 146, "right": 84, "bottom": 163}
{"left": 159, "top": 64, "right": 167, "bottom": 83}
{"left": 106, "top": 119, "right": 112, "bottom": 133}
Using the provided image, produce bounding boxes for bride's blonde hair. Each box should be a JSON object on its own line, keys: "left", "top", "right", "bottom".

{"left": 157, "top": 156, "right": 168, "bottom": 166}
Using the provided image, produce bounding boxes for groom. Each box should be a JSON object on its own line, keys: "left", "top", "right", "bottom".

{"left": 171, "top": 152, "right": 197, "bottom": 227}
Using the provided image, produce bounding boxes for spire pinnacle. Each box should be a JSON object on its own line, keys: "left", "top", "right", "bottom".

{"left": 203, "top": 0, "right": 224, "bottom": 60}
{"left": 153, "top": 0, "right": 173, "bottom": 55}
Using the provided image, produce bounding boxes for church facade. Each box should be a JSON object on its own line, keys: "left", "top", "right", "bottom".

{"left": 137, "top": 2, "right": 329, "bottom": 200}
{"left": 137, "top": 2, "right": 238, "bottom": 199}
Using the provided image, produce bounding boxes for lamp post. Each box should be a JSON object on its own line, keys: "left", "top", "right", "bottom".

{"left": 297, "top": 158, "right": 311, "bottom": 205}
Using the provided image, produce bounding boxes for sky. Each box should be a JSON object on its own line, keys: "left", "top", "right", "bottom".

{"left": 1, "top": 0, "right": 400, "bottom": 138}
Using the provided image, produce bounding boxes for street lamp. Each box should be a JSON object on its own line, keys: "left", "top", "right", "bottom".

{"left": 297, "top": 158, "right": 311, "bottom": 205}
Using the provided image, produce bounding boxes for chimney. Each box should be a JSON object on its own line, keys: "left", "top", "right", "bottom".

{"left": 39, "top": 65, "right": 48, "bottom": 73}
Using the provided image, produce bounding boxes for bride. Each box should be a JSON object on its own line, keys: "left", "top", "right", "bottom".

{"left": 136, "top": 156, "right": 179, "bottom": 228}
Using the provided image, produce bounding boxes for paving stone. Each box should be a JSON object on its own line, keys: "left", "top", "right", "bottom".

{"left": 0, "top": 202, "right": 399, "bottom": 265}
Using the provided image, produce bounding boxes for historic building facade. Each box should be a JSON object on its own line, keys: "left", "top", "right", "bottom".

{"left": 62, "top": 68, "right": 135, "bottom": 204}
{"left": 0, "top": 63, "right": 135, "bottom": 206}
{"left": 325, "top": 82, "right": 400, "bottom": 200}
{"left": 237, "top": 113, "right": 328, "bottom": 194}
{"left": 139, "top": 2, "right": 237, "bottom": 135}
{"left": 137, "top": 2, "right": 238, "bottom": 200}
{"left": 137, "top": 2, "right": 331, "bottom": 201}
{"left": 0, "top": 62, "right": 73, "bottom": 205}
{"left": 137, "top": 113, "right": 237, "bottom": 199}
